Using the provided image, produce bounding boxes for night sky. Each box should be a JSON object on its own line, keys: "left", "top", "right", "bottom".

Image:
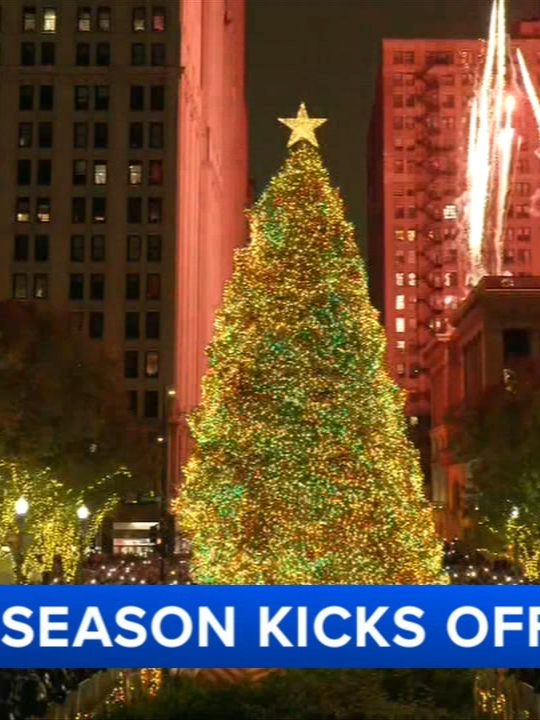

{"left": 247, "top": 0, "right": 537, "bottom": 252}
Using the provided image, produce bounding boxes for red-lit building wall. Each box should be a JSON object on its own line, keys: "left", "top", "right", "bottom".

{"left": 368, "top": 27, "right": 540, "bottom": 425}
{"left": 172, "top": 0, "right": 247, "bottom": 481}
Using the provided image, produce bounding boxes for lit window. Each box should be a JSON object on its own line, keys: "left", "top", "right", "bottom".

{"left": 396, "top": 363, "right": 406, "bottom": 376}
{"left": 394, "top": 229, "right": 405, "bottom": 241}
{"left": 396, "top": 295, "right": 405, "bottom": 310}
{"left": 396, "top": 318, "right": 405, "bottom": 333}
{"left": 407, "top": 250, "right": 415, "bottom": 264}
{"left": 92, "top": 197, "right": 106, "bottom": 223}
{"left": 408, "top": 272, "right": 417, "bottom": 286}
{"left": 97, "top": 7, "right": 111, "bottom": 31}
{"left": 128, "top": 161, "right": 143, "bottom": 185}
{"left": 395, "top": 249, "right": 405, "bottom": 265}
{"left": 15, "top": 198, "right": 30, "bottom": 222}
{"left": 36, "top": 198, "right": 51, "bottom": 223}
{"left": 33, "top": 274, "right": 48, "bottom": 299}
{"left": 22, "top": 7, "right": 37, "bottom": 32}
{"left": 13, "top": 274, "right": 28, "bottom": 299}
{"left": 396, "top": 340, "right": 406, "bottom": 352}
{"left": 94, "top": 162, "right": 107, "bottom": 185}
{"left": 395, "top": 272, "right": 405, "bottom": 287}
{"left": 77, "top": 7, "right": 91, "bottom": 32}
{"left": 145, "top": 351, "right": 159, "bottom": 377}
{"left": 444, "top": 272, "right": 457, "bottom": 287}
{"left": 41, "top": 8, "right": 56, "bottom": 33}
{"left": 152, "top": 7, "right": 166, "bottom": 31}
{"left": 132, "top": 7, "right": 146, "bottom": 31}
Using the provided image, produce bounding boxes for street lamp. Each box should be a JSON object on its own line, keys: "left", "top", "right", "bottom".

{"left": 14, "top": 496, "right": 29, "bottom": 584}
{"left": 76, "top": 505, "right": 90, "bottom": 583}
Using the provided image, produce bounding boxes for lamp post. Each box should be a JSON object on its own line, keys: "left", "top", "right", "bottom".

{"left": 76, "top": 504, "right": 90, "bottom": 583}
{"left": 14, "top": 496, "right": 29, "bottom": 584}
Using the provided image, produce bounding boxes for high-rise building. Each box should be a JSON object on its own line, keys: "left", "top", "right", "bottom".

{"left": 0, "top": 1, "right": 248, "bottom": 490}
{"left": 368, "top": 21, "right": 540, "bottom": 428}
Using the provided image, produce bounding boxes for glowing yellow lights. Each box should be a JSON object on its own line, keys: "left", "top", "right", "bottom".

{"left": 278, "top": 103, "right": 327, "bottom": 148}
{"left": 175, "top": 140, "right": 444, "bottom": 586}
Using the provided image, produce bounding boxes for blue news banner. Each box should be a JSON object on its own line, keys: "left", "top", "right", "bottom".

{"left": 1, "top": 585, "right": 540, "bottom": 668}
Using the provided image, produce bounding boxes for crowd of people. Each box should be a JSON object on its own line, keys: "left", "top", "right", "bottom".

{"left": 443, "top": 538, "right": 525, "bottom": 584}
{"left": 0, "top": 668, "right": 99, "bottom": 720}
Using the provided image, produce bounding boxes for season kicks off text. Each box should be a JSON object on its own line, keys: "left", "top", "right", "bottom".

{"left": 5, "top": 604, "right": 540, "bottom": 649}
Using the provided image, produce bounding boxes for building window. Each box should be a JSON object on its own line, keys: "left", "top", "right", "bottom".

{"left": 443, "top": 204, "right": 457, "bottom": 220}
{"left": 126, "top": 274, "right": 140, "bottom": 300}
{"left": 129, "top": 123, "right": 144, "bottom": 149}
{"left": 22, "top": 7, "right": 37, "bottom": 32}
{"left": 36, "top": 198, "right": 51, "bottom": 223}
{"left": 21, "top": 42, "right": 36, "bottom": 66}
{"left": 34, "top": 235, "right": 49, "bottom": 262}
{"left": 515, "top": 181, "right": 531, "bottom": 196}
{"left": 393, "top": 159, "right": 404, "bottom": 174}
{"left": 132, "top": 7, "right": 146, "bottom": 31}
{"left": 130, "top": 86, "right": 145, "bottom": 111}
{"left": 73, "top": 122, "right": 88, "bottom": 149}
{"left": 149, "top": 122, "right": 163, "bottom": 148}
{"left": 149, "top": 160, "right": 163, "bottom": 185}
{"left": 127, "top": 197, "right": 143, "bottom": 223}
{"left": 147, "top": 235, "right": 161, "bottom": 262}
{"left": 518, "top": 249, "right": 532, "bottom": 264}
{"left": 91, "top": 234, "right": 105, "bottom": 261}
{"left": 125, "top": 351, "right": 138, "bottom": 379}
{"left": 146, "top": 311, "right": 160, "bottom": 339}
{"left": 145, "top": 351, "right": 159, "bottom": 377}
{"left": 33, "top": 274, "right": 48, "bottom": 299}
{"left": 39, "top": 85, "right": 54, "bottom": 111}
{"left": 38, "top": 122, "right": 53, "bottom": 148}
{"left": 396, "top": 340, "right": 406, "bottom": 352}
{"left": 90, "top": 273, "right": 105, "bottom": 300}
{"left": 125, "top": 312, "right": 140, "bottom": 339}
{"left": 19, "top": 85, "right": 34, "bottom": 111}
{"left": 75, "top": 86, "right": 89, "bottom": 111}
{"left": 69, "top": 274, "right": 84, "bottom": 300}
{"left": 128, "top": 390, "right": 138, "bottom": 415}
{"left": 72, "top": 197, "right": 86, "bottom": 223}
{"left": 152, "top": 7, "right": 166, "bottom": 31}
{"left": 94, "top": 162, "right": 107, "bottom": 185}
{"left": 146, "top": 273, "right": 160, "bottom": 300}
{"left": 128, "top": 161, "right": 143, "bottom": 185}
{"left": 94, "top": 122, "right": 108, "bottom": 149}
{"left": 148, "top": 197, "right": 162, "bottom": 224}
{"left": 14, "top": 235, "right": 30, "bottom": 262}
{"left": 127, "top": 235, "right": 141, "bottom": 261}
{"left": 396, "top": 295, "right": 405, "bottom": 310}
{"left": 18, "top": 123, "right": 33, "bottom": 148}
{"left": 92, "top": 198, "right": 106, "bottom": 223}
{"left": 150, "top": 85, "right": 165, "bottom": 111}
{"left": 94, "top": 86, "right": 109, "bottom": 111}
{"left": 13, "top": 274, "right": 28, "bottom": 299}
{"left": 77, "top": 7, "right": 91, "bottom": 32}
{"left": 131, "top": 43, "right": 146, "bottom": 66}
{"left": 408, "top": 272, "right": 417, "bottom": 287}
{"left": 71, "top": 235, "right": 85, "bottom": 262}
{"left": 16, "top": 198, "right": 31, "bottom": 223}
{"left": 73, "top": 160, "right": 87, "bottom": 185}
{"left": 96, "top": 42, "right": 110, "bottom": 65}
{"left": 41, "top": 8, "right": 57, "bottom": 33}
{"left": 69, "top": 311, "right": 84, "bottom": 333}
{"left": 396, "top": 318, "right": 405, "bottom": 333}
{"left": 144, "top": 391, "right": 159, "bottom": 418}
{"left": 76, "top": 42, "right": 90, "bottom": 66}
{"left": 517, "top": 228, "right": 531, "bottom": 242}
{"left": 17, "top": 160, "right": 32, "bottom": 186}
{"left": 89, "top": 312, "right": 104, "bottom": 339}
{"left": 393, "top": 94, "right": 403, "bottom": 108}
{"left": 97, "top": 7, "right": 111, "bottom": 31}
{"left": 40, "top": 42, "right": 55, "bottom": 65}
{"left": 151, "top": 43, "right": 165, "bottom": 66}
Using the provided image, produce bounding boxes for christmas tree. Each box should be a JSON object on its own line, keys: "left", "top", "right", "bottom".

{"left": 176, "top": 105, "right": 444, "bottom": 585}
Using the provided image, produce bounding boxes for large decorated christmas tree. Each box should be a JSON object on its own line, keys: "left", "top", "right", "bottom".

{"left": 176, "top": 105, "right": 444, "bottom": 585}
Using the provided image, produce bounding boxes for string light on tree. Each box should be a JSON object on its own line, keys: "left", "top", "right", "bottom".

{"left": 175, "top": 105, "right": 444, "bottom": 585}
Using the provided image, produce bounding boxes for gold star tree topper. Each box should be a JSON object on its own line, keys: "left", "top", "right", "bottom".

{"left": 278, "top": 103, "right": 327, "bottom": 148}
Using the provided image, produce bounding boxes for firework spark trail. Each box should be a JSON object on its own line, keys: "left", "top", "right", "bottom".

{"left": 466, "top": 0, "right": 498, "bottom": 276}
{"left": 494, "top": 95, "right": 515, "bottom": 274}
{"left": 516, "top": 48, "right": 540, "bottom": 143}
